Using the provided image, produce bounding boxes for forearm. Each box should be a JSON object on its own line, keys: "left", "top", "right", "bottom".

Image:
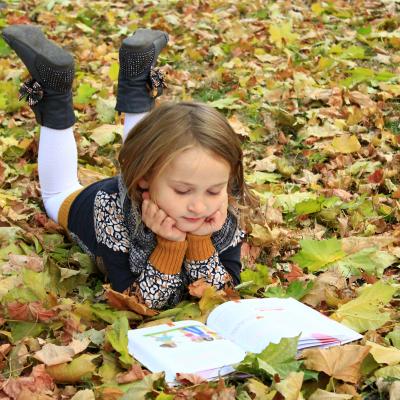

{"left": 184, "top": 234, "right": 232, "bottom": 289}
{"left": 128, "top": 236, "right": 187, "bottom": 309}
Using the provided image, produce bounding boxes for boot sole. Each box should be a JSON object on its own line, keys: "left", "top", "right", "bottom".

{"left": 122, "top": 28, "right": 168, "bottom": 64}
{"left": 2, "top": 24, "right": 73, "bottom": 71}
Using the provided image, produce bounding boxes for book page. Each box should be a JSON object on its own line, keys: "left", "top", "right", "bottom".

{"left": 128, "top": 320, "right": 246, "bottom": 383}
{"left": 206, "top": 298, "right": 362, "bottom": 353}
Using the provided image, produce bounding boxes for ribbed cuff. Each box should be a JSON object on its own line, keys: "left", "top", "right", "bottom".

{"left": 149, "top": 236, "right": 188, "bottom": 275}
{"left": 186, "top": 234, "right": 215, "bottom": 261}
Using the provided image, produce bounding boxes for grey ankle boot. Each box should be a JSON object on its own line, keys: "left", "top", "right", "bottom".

{"left": 2, "top": 24, "right": 75, "bottom": 130}
{"left": 116, "top": 28, "right": 168, "bottom": 114}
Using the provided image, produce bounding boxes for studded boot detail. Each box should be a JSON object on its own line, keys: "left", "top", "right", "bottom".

{"left": 2, "top": 24, "right": 75, "bottom": 130}
{"left": 116, "top": 28, "right": 168, "bottom": 114}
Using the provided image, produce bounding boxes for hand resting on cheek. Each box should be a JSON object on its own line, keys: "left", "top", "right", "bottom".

{"left": 141, "top": 191, "right": 228, "bottom": 240}
{"left": 141, "top": 192, "right": 186, "bottom": 242}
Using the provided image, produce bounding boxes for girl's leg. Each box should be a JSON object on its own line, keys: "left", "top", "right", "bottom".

{"left": 38, "top": 126, "right": 82, "bottom": 221}
{"left": 116, "top": 29, "right": 168, "bottom": 142}
{"left": 2, "top": 25, "right": 79, "bottom": 222}
{"left": 123, "top": 112, "right": 147, "bottom": 142}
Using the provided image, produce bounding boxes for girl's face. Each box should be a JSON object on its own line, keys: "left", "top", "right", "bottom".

{"left": 145, "top": 146, "right": 231, "bottom": 232}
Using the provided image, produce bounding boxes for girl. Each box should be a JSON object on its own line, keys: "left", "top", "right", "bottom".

{"left": 3, "top": 24, "right": 247, "bottom": 311}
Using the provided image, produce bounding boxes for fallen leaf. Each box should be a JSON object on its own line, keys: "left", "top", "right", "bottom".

{"left": 188, "top": 278, "right": 212, "bottom": 298}
{"left": 46, "top": 354, "right": 99, "bottom": 383}
{"left": 309, "top": 389, "right": 353, "bottom": 399}
{"left": 176, "top": 372, "right": 207, "bottom": 385}
{"left": 105, "top": 285, "right": 157, "bottom": 317}
{"left": 274, "top": 371, "right": 304, "bottom": 400}
{"left": 116, "top": 364, "right": 149, "bottom": 383}
{"left": 302, "top": 345, "right": 370, "bottom": 383}
{"left": 331, "top": 135, "right": 361, "bottom": 154}
{"left": 366, "top": 341, "right": 400, "bottom": 366}
{"left": 34, "top": 338, "right": 90, "bottom": 366}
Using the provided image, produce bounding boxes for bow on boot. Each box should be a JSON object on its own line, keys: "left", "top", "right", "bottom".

{"left": 19, "top": 78, "right": 44, "bottom": 106}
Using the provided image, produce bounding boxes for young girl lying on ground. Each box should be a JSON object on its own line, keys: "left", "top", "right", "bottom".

{"left": 3, "top": 24, "right": 250, "bottom": 310}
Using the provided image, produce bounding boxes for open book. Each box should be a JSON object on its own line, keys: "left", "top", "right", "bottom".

{"left": 127, "top": 298, "right": 362, "bottom": 384}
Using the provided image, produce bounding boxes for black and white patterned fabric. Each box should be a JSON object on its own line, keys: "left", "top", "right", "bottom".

{"left": 185, "top": 252, "right": 231, "bottom": 289}
{"left": 66, "top": 175, "right": 244, "bottom": 310}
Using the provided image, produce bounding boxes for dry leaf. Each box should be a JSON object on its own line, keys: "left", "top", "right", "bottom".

{"left": 116, "top": 364, "right": 149, "bottom": 383}
{"left": 302, "top": 345, "right": 370, "bottom": 383}
{"left": 34, "top": 338, "right": 90, "bottom": 366}
{"left": 105, "top": 285, "right": 157, "bottom": 317}
{"left": 188, "top": 278, "right": 212, "bottom": 298}
{"left": 309, "top": 389, "right": 353, "bottom": 399}
{"left": 176, "top": 372, "right": 207, "bottom": 385}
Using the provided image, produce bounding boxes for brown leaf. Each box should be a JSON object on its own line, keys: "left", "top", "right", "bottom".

{"left": 302, "top": 270, "right": 347, "bottom": 308}
{"left": 368, "top": 169, "right": 384, "bottom": 184}
{"left": 302, "top": 345, "right": 370, "bottom": 383}
{"left": 188, "top": 278, "right": 212, "bottom": 298}
{"left": 2, "top": 365, "right": 54, "bottom": 399}
{"left": 176, "top": 372, "right": 207, "bottom": 385}
{"left": 7, "top": 254, "right": 44, "bottom": 272}
{"left": 97, "top": 387, "right": 124, "bottom": 400}
{"left": 34, "top": 339, "right": 90, "bottom": 366}
{"left": 348, "top": 91, "right": 376, "bottom": 109}
{"left": 116, "top": 364, "right": 149, "bottom": 384}
{"left": 283, "top": 264, "right": 304, "bottom": 283}
{"left": 105, "top": 285, "right": 157, "bottom": 317}
{"left": 7, "top": 301, "right": 56, "bottom": 322}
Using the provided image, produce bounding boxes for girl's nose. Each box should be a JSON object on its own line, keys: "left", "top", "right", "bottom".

{"left": 187, "top": 199, "right": 207, "bottom": 215}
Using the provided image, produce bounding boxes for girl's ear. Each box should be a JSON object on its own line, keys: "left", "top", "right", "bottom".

{"left": 138, "top": 178, "right": 150, "bottom": 190}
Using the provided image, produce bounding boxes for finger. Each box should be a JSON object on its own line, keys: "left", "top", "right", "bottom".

{"left": 142, "top": 191, "right": 150, "bottom": 200}
{"left": 153, "top": 208, "right": 168, "bottom": 226}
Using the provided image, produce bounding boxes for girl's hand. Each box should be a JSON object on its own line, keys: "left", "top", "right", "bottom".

{"left": 189, "top": 200, "right": 228, "bottom": 236}
{"left": 141, "top": 194, "right": 186, "bottom": 242}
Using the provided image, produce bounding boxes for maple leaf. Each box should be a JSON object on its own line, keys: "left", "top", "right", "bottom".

{"left": 116, "top": 364, "right": 149, "bottom": 384}
{"left": 302, "top": 345, "right": 370, "bottom": 383}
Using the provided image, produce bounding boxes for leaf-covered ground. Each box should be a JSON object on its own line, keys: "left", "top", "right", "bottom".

{"left": 0, "top": 0, "right": 400, "bottom": 399}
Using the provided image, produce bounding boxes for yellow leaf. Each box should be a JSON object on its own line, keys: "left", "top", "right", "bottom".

{"left": 46, "top": 354, "right": 99, "bottom": 383}
{"left": 309, "top": 389, "right": 353, "bottom": 400}
{"left": 331, "top": 134, "right": 361, "bottom": 153}
{"left": 269, "top": 22, "right": 299, "bottom": 49}
{"left": 302, "top": 345, "right": 370, "bottom": 383}
{"left": 366, "top": 341, "right": 400, "bottom": 366}
{"left": 275, "top": 371, "right": 304, "bottom": 400}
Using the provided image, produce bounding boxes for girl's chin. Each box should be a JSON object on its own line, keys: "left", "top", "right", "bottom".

{"left": 176, "top": 220, "right": 204, "bottom": 232}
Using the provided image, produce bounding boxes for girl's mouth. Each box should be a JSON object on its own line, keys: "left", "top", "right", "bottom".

{"left": 183, "top": 217, "right": 203, "bottom": 223}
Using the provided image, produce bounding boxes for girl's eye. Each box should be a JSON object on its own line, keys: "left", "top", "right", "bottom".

{"left": 174, "top": 189, "right": 190, "bottom": 195}
{"left": 208, "top": 191, "right": 221, "bottom": 196}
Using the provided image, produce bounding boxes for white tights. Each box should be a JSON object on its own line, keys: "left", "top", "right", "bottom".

{"left": 40, "top": 112, "right": 147, "bottom": 222}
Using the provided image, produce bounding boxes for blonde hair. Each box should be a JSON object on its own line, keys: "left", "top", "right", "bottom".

{"left": 118, "top": 102, "right": 252, "bottom": 206}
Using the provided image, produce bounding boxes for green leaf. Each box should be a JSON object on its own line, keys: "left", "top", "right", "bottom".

{"left": 105, "top": 317, "right": 134, "bottom": 366}
{"left": 295, "top": 199, "right": 322, "bottom": 215}
{"left": 276, "top": 192, "right": 317, "bottom": 213}
{"left": 264, "top": 280, "right": 314, "bottom": 300}
{"left": 291, "top": 239, "right": 346, "bottom": 272}
{"left": 332, "top": 281, "right": 396, "bottom": 332}
{"left": 96, "top": 97, "right": 116, "bottom": 124}
{"left": 9, "top": 321, "right": 45, "bottom": 343}
{"left": 207, "top": 96, "right": 242, "bottom": 110}
{"left": 22, "top": 268, "right": 51, "bottom": 301}
{"left": 90, "top": 124, "right": 120, "bottom": 146}
{"left": 269, "top": 22, "right": 299, "bottom": 48}
{"left": 386, "top": 326, "right": 400, "bottom": 349}
{"left": 238, "top": 336, "right": 302, "bottom": 379}
{"left": 0, "top": 37, "right": 11, "bottom": 57}
{"left": 74, "top": 82, "right": 97, "bottom": 105}
{"left": 108, "top": 62, "right": 119, "bottom": 81}
{"left": 330, "top": 247, "right": 397, "bottom": 277}
{"left": 246, "top": 171, "right": 282, "bottom": 184}
{"left": 241, "top": 264, "right": 270, "bottom": 294}
{"left": 121, "top": 372, "right": 166, "bottom": 399}
{"left": 374, "top": 365, "right": 400, "bottom": 379}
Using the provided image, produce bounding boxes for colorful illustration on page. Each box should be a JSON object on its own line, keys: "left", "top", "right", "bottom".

{"left": 146, "top": 325, "right": 222, "bottom": 348}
